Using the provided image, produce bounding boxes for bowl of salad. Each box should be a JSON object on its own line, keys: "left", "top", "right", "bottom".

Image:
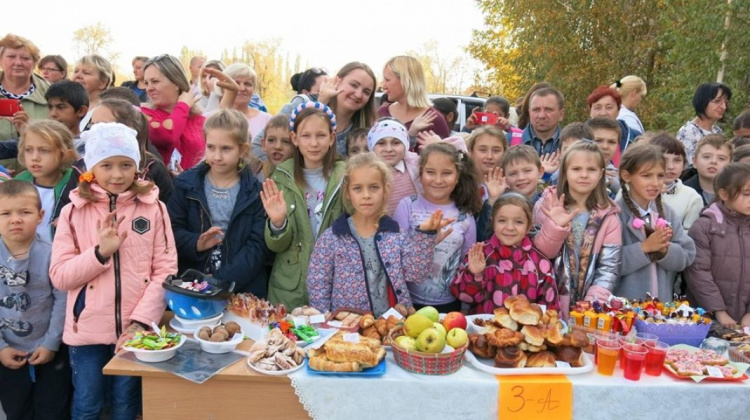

{"left": 123, "top": 326, "right": 186, "bottom": 362}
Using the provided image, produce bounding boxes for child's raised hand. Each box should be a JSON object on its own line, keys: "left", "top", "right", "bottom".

{"left": 418, "top": 209, "right": 456, "bottom": 244}
{"left": 11, "top": 105, "right": 28, "bottom": 133}
{"left": 197, "top": 226, "right": 224, "bottom": 252}
{"left": 318, "top": 77, "right": 343, "bottom": 105}
{"left": 467, "top": 242, "right": 486, "bottom": 274}
{"left": 97, "top": 212, "right": 128, "bottom": 259}
{"left": 416, "top": 130, "right": 442, "bottom": 148}
{"left": 464, "top": 107, "right": 481, "bottom": 130}
{"left": 409, "top": 110, "right": 438, "bottom": 137}
{"left": 541, "top": 193, "right": 579, "bottom": 228}
{"left": 0, "top": 346, "right": 28, "bottom": 369}
{"left": 494, "top": 116, "right": 511, "bottom": 131}
{"left": 260, "top": 179, "right": 288, "bottom": 228}
{"left": 484, "top": 167, "right": 507, "bottom": 204}
{"left": 540, "top": 151, "right": 560, "bottom": 174}
{"left": 28, "top": 346, "right": 55, "bottom": 365}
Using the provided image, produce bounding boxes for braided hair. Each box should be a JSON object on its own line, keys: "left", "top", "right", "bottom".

{"left": 619, "top": 143, "right": 667, "bottom": 261}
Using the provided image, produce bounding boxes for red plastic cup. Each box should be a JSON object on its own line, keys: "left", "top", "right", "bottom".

{"left": 618, "top": 337, "right": 643, "bottom": 369}
{"left": 622, "top": 344, "right": 648, "bottom": 381}
{"left": 636, "top": 332, "right": 659, "bottom": 346}
{"left": 596, "top": 339, "right": 620, "bottom": 376}
{"left": 644, "top": 341, "right": 669, "bottom": 376}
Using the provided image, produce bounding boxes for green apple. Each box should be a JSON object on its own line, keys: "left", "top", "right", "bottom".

{"left": 395, "top": 335, "right": 417, "bottom": 350}
{"left": 416, "top": 328, "right": 446, "bottom": 353}
{"left": 433, "top": 322, "right": 447, "bottom": 339}
{"left": 403, "top": 314, "right": 434, "bottom": 338}
{"left": 416, "top": 306, "right": 440, "bottom": 322}
{"left": 446, "top": 328, "right": 468, "bottom": 349}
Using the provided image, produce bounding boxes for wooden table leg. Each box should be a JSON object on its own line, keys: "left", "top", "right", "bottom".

{"left": 142, "top": 376, "right": 310, "bottom": 419}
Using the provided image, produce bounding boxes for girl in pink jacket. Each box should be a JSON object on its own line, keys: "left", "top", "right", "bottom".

{"left": 533, "top": 141, "right": 623, "bottom": 317}
{"left": 50, "top": 123, "right": 177, "bottom": 419}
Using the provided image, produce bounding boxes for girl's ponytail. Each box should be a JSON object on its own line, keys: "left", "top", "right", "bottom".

{"left": 419, "top": 142, "right": 482, "bottom": 215}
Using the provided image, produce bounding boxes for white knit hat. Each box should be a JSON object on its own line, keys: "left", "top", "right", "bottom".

{"left": 81, "top": 122, "right": 141, "bottom": 170}
{"left": 367, "top": 118, "right": 409, "bottom": 151}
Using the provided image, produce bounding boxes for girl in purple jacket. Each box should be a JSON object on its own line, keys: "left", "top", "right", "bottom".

{"left": 307, "top": 152, "right": 451, "bottom": 317}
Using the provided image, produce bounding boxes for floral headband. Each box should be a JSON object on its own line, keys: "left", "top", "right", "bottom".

{"left": 289, "top": 101, "right": 337, "bottom": 132}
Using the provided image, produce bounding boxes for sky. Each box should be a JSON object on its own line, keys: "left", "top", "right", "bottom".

{"left": 4, "top": 0, "right": 485, "bottom": 82}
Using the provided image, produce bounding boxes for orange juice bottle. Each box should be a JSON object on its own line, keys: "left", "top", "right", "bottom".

{"left": 597, "top": 313, "right": 613, "bottom": 331}
{"left": 570, "top": 310, "right": 584, "bottom": 327}
{"left": 583, "top": 310, "right": 599, "bottom": 329}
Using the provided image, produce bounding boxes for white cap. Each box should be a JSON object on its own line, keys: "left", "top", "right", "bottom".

{"left": 81, "top": 122, "right": 141, "bottom": 170}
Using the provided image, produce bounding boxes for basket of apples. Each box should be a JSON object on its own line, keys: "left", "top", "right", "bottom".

{"left": 388, "top": 307, "right": 469, "bottom": 375}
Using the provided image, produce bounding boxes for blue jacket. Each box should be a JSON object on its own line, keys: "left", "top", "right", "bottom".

{"left": 167, "top": 163, "right": 270, "bottom": 297}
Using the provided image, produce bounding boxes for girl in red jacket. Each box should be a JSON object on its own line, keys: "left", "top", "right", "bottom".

{"left": 685, "top": 163, "right": 750, "bottom": 327}
{"left": 50, "top": 122, "right": 177, "bottom": 419}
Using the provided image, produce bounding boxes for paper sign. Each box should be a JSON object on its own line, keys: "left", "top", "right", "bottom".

{"left": 539, "top": 305, "right": 547, "bottom": 313}
{"left": 706, "top": 366, "right": 724, "bottom": 378}
{"left": 327, "top": 321, "right": 343, "bottom": 328}
{"left": 343, "top": 333, "right": 360, "bottom": 343}
{"left": 380, "top": 307, "right": 404, "bottom": 320}
{"left": 555, "top": 361, "right": 571, "bottom": 369}
{"left": 675, "top": 304, "right": 692, "bottom": 317}
{"left": 743, "top": 326, "right": 750, "bottom": 335}
{"left": 309, "top": 314, "right": 326, "bottom": 324}
{"left": 497, "top": 375, "right": 572, "bottom": 420}
{"left": 293, "top": 317, "right": 307, "bottom": 327}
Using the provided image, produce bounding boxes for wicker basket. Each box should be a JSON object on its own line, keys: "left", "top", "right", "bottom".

{"left": 388, "top": 326, "right": 467, "bottom": 375}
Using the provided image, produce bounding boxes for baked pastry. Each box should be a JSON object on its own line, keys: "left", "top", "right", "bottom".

{"left": 558, "top": 330, "right": 588, "bottom": 348}
{"left": 309, "top": 356, "right": 360, "bottom": 372}
{"left": 526, "top": 351, "right": 556, "bottom": 368}
{"left": 503, "top": 295, "right": 529, "bottom": 310}
{"left": 359, "top": 314, "right": 375, "bottom": 329}
{"left": 468, "top": 333, "right": 497, "bottom": 359}
{"left": 394, "top": 304, "right": 408, "bottom": 317}
{"left": 543, "top": 324, "right": 564, "bottom": 346}
{"left": 494, "top": 345, "right": 527, "bottom": 368}
{"left": 674, "top": 360, "right": 704, "bottom": 376}
{"left": 386, "top": 315, "right": 399, "bottom": 331}
{"left": 553, "top": 346, "right": 584, "bottom": 367}
{"left": 375, "top": 319, "right": 388, "bottom": 337}
{"left": 695, "top": 349, "right": 729, "bottom": 366}
{"left": 510, "top": 302, "right": 543, "bottom": 325}
{"left": 485, "top": 328, "right": 525, "bottom": 348}
{"left": 494, "top": 307, "right": 519, "bottom": 331}
{"left": 521, "top": 325, "right": 545, "bottom": 346}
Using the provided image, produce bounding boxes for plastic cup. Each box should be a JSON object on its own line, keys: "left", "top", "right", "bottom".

{"left": 636, "top": 332, "right": 659, "bottom": 346}
{"left": 593, "top": 332, "right": 618, "bottom": 365}
{"left": 644, "top": 341, "right": 669, "bottom": 376}
{"left": 619, "top": 337, "right": 643, "bottom": 369}
{"left": 596, "top": 339, "right": 620, "bottom": 376}
{"left": 622, "top": 344, "right": 648, "bottom": 381}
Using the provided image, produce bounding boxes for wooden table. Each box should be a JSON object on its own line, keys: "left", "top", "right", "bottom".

{"left": 103, "top": 315, "right": 310, "bottom": 420}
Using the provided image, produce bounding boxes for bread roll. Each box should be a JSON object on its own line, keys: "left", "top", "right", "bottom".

{"left": 486, "top": 328, "right": 525, "bottom": 347}
{"left": 526, "top": 351, "right": 557, "bottom": 368}
{"left": 554, "top": 346, "right": 584, "bottom": 367}
{"left": 559, "top": 330, "right": 589, "bottom": 348}
{"left": 494, "top": 307, "right": 519, "bottom": 331}
{"left": 494, "top": 345, "right": 527, "bottom": 368}
{"left": 510, "top": 302, "right": 543, "bottom": 325}
{"left": 521, "top": 325, "right": 545, "bottom": 346}
{"left": 359, "top": 314, "right": 375, "bottom": 329}
{"left": 503, "top": 295, "right": 529, "bottom": 310}
{"left": 544, "top": 324, "right": 564, "bottom": 346}
{"left": 469, "top": 333, "right": 497, "bottom": 359}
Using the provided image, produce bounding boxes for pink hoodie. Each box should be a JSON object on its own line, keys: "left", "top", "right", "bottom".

{"left": 50, "top": 183, "right": 177, "bottom": 346}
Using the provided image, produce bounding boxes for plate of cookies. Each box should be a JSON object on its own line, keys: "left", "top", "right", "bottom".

{"left": 465, "top": 296, "right": 594, "bottom": 375}
{"left": 663, "top": 345, "right": 749, "bottom": 382}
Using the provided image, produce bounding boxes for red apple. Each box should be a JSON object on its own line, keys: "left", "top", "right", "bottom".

{"left": 442, "top": 312, "right": 467, "bottom": 332}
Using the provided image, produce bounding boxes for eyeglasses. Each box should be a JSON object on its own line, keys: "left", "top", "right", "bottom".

{"left": 40, "top": 67, "right": 62, "bottom": 73}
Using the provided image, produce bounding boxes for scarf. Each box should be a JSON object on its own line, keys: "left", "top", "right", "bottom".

{"left": 563, "top": 208, "right": 605, "bottom": 303}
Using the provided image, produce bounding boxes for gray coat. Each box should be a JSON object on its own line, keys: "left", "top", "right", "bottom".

{"left": 614, "top": 197, "right": 696, "bottom": 299}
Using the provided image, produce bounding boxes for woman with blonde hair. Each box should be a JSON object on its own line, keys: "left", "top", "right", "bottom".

{"left": 207, "top": 63, "right": 272, "bottom": 139}
{"left": 141, "top": 54, "right": 205, "bottom": 170}
{"left": 612, "top": 75, "right": 647, "bottom": 133}
{"left": 73, "top": 54, "right": 114, "bottom": 131}
{"left": 379, "top": 56, "right": 450, "bottom": 146}
{"left": 197, "top": 59, "right": 226, "bottom": 109}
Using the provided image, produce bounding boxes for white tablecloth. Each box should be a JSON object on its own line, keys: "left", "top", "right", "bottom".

{"left": 290, "top": 352, "right": 750, "bottom": 420}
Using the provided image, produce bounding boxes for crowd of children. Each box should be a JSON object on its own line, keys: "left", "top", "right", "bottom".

{"left": 1, "top": 37, "right": 750, "bottom": 419}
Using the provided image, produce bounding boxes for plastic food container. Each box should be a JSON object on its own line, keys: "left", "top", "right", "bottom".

{"left": 163, "top": 270, "right": 234, "bottom": 320}
{"left": 124, "top": 335, "right": 186, "bottom": 363}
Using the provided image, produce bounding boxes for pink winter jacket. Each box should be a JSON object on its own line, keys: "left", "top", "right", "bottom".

{"left": 533, "top": 187, "right": 622, "bottom": 316}
{"left": 50, "top": 183, "right": 177, "bottom": 346}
